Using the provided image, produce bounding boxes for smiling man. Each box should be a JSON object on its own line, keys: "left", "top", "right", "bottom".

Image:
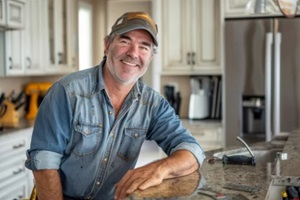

{"left": 25, "top": 12, "right": 206, "bottom": 200}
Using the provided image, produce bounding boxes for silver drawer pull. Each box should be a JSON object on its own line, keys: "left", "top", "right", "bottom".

{"left": 13, "top": 168, "right": 23, "bottom": 175}
{"left": 13, "top": 143, "right": 25, "bottom": 149}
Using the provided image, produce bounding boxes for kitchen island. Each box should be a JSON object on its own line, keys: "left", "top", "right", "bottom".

{"left": 129, "top": 131, "right": 300, "bottom": 200}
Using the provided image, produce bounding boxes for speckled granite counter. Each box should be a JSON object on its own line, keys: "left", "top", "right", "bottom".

{"left": 129, "top": 131, "right": 300, "bottom": 200}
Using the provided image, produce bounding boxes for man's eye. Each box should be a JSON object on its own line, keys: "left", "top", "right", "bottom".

{"left": 120, "top": 40, "right": 129, "bottom": 44}
{"left": 140, "top": 46, "right": 149, "bottom": 51}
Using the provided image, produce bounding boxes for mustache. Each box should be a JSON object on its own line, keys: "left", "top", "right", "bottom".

{"left": 121, "top": 56, "right": 141, "bottom": 66}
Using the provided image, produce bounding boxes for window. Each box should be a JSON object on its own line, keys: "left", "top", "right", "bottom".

{"left": 78, "top": 2, "right": 92, "bottom": 70}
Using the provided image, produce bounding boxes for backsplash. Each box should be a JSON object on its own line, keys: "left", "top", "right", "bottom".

{"left": 0, "top": 75, "right": 62, "bottom": 94}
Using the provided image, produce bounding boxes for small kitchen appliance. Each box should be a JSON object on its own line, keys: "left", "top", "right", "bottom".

{"left": 188, "top": 77, "right": 210, "bottom": 119}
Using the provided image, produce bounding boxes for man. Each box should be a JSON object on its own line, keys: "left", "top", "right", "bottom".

{"left": 25, "top": 12, "right": 206, "bottom": 200}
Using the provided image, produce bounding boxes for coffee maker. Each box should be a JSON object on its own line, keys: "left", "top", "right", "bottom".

{"left": 188, "top": 77, "right": 210, "bottom": 119}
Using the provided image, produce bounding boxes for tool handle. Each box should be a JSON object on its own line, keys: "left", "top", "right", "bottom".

{"left": 222, "top": 155, "right": 256, "bottom": 165}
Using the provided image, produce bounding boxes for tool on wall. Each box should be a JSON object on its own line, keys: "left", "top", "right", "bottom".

{"left": 25, "top": 82, "right": 52, "bottom": 120}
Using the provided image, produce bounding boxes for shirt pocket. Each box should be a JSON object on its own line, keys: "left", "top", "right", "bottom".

{"left": 117, "top": 128, "right": 147, "bottom": 161}
{"left": 73, "top": 122, "right": 102, "bottom": 157}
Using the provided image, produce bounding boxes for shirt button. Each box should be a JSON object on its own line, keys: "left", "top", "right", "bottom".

{"left": 99, "top": 123, "right": 103, "bottom": 127}
{"left": 110, "top": 133, "right": 114, "bottom": 137}
{"left": 134, "top": 133, "right": 139, "bottom": 138}
{"left": 109, "top": 111, "right": 113, "bottom": 115}
{"left": 97, "top": 181, "right": 100, "bottom": 185}
{"left": 104, "top": 158, "right": 108, "bottom": 162}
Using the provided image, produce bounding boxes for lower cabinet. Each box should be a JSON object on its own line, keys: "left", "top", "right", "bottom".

{"left": 182, "top": 119, "right": 223, "bottom": 151}
{"left": 0, "top": 127, "right": 33, "bottom": 200}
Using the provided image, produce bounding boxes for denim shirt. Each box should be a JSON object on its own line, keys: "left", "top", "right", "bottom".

{"left": 25, "top": 60, "right": 206, "bottom": 199}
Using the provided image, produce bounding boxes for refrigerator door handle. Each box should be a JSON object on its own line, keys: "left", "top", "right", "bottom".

{"left": 265, "top": 32, "right": 273, "bottom": 142}
{"left": 274, "top": 32, "right": 282, "bottom": 137}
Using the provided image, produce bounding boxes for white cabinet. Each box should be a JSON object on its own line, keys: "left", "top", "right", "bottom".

{"left": 182, "top": 120, "right": 223, "bottom": 151}
{"left": 23, "top": 0, "right": 49, "bottom": 75}
{"left": 224, "top": 0, "right": 300, "bottom": 18}
{"left": 45, "top": 0, "right": 78, "bottom": 74}
{"left": 0, "top": 127, "right": 34, "bottom": 200}
{"left": 161, "top": 0, "right": 221, "bottom": 75}
{"left": 224, "top": 0, "right": 253, "bottom": 17}
{"left": 0, "top": 0, "right": 25, "bottom": 28}
{"left": 0, "top": 0, "right": 6, "bottom": 25}
{"left": 3, "top": 0, "right": 78, "bottom": 77}
{"left": 6, "top": 0, "right": 25, "bottom": 28}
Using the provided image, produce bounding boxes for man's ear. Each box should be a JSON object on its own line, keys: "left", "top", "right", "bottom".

{"left": 104, "top": 36, "right": 111, "bottom": 55}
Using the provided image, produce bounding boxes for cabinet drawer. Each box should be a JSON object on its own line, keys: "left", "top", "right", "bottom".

{"left": 0, "top": 159, "right": 25, "bottom": 184}
{"left": 0, "top": 174, "right": 28, "bottom": 200}
{"left": 0, "top": 137, "right": 26, "bottom": 155}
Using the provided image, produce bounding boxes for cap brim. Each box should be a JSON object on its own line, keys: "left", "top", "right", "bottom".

{"left": 114, "top": 25, "right": 158, "bottom": 46}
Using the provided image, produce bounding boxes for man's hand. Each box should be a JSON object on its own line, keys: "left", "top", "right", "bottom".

{"left": 114, "top": 150, "right": 199, "bottom": 200}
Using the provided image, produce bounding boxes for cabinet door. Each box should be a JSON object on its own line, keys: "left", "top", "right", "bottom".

{"left": 192, "top": 0, "right": 220, "bottom": 72}
{"left": 224, "top": 0, "right": 250, "bottom": 16}
{"left": 65, "top": 0, "right": 78, "bottom": 72}
{"left": 6, "top": 0, "right": 25, "bottom": 28}
{"left": 162, "top": 0, "right": 190, "bottom": 72}
{"left": 5, "top": 30, "right": 25, "bottom": 76}
{"left": 46, "top": 0, "right": 78, "bottom": 73}
{"left": 162, "top": 0, "right": 221, "bottom": 74}
{"left": 0, "top": 0, "right": 6, "bottom": 26}
{"left": 24, "top": 0, "right": 48, "bottom": 75}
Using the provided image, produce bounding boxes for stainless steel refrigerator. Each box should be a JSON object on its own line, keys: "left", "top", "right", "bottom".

{"left": 224, "top": 17, "right": 300, "bottom": 146}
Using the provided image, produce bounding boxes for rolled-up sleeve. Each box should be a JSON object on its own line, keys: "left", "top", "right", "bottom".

{"left": 26, "top": 150, "right": 63, "bottom": 170}
{"left": 25, "top": 82, "right": 72, "bottom": 171}
{"left": 170, "top": 142, "right": 206, "bottom": 167}
{"left": 149, "top": 97, "right": 206, "bottom": 167}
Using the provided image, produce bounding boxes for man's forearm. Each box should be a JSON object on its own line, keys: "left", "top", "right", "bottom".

{"left": 162, "top": 149, "right": 199, "bottom": 179}
{"left": 33, "top": 169, "right": 63, "bottom": 200}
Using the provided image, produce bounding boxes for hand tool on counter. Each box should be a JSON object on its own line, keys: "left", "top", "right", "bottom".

{"left": 197, "top": 188, "right": 250, "bottom": 200}
{"left": 25, "top": 82, "right": 52, "bottom": 120}
{"left": 222, "top": 136, "right": 256, "bottom": 165}
{"left": 0, "top": 99, "right": 19, "bottom": 128}
{"left": 0, "top": 92, "right": 5, "bottom": 105}
{"left": 222, "top": 183, "right": 259, "bottom": 193}
{"left": 0, "top": 103, "right": 7, "bottom": 117}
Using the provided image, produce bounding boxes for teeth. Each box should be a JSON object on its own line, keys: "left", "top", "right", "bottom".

{"left": 122, "top": 60, "right": 136, "bottom": 66}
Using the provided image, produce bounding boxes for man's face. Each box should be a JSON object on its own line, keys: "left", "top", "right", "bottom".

{"left": 105, "top": 29, "right": 154, "bottom": 86}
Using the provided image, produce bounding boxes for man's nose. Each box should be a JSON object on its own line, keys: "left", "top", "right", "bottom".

{"left": 126, "top": 44, "right": 139, "bottom": 58}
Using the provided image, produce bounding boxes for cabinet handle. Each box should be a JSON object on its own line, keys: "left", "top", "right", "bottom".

{"left": 58, "top": 52, "right": 63, "bottom": 64}
{"left": 191, "top": 52, "right": 195, "bottom": 65}
{"left": 13, "top": 143, "right": 25, "bottom": 149}
{"left": 187, "top": 52, "right": 191, "bottom": 65}
{"left": 9, "top": 57, "right": 13, "bottom": 69}
{"left": 26, "top": 57, "right": 31, "bottom": 69}
{"left": 72, "top": 57, "right": 76, "bottom": 68}
{"left": 13, "top": 168, "right": 23, "bottom": 175}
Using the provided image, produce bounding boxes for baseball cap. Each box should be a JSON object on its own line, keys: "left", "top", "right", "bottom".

{"left": 109, "top": 12, "right": 158, "bottom": 46}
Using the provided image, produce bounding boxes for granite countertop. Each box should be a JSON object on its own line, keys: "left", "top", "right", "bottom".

{"left": 129, "top": 131, "right": 300, "bottom": 200}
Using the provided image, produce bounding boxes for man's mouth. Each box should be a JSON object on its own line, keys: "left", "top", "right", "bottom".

{"left": 122, "top": 60, "right": 139, "bottom": 67}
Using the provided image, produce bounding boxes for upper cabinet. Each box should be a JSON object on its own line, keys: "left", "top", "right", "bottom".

{"left": 46, "top": 0, "right": 78, "bottom": 74}
{"left": 0, "top": 0, "right": 25, "bottom": 29}
{"left": 2, "top": 0, "right": 78, "bottom": 77}
{"left": 224, "top": 0, "right": 300, "bottom": 18}
{"left": 161, "top": 0, "right": 221, "bottom": 75}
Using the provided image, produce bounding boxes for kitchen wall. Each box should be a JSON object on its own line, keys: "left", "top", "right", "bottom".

{"left": 0, "top": 76, "right": 63, "bottom": 94}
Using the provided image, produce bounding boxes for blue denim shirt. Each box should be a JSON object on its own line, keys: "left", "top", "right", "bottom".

{"left": 25, "top": 60, "right": 206, "bottom": 199}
